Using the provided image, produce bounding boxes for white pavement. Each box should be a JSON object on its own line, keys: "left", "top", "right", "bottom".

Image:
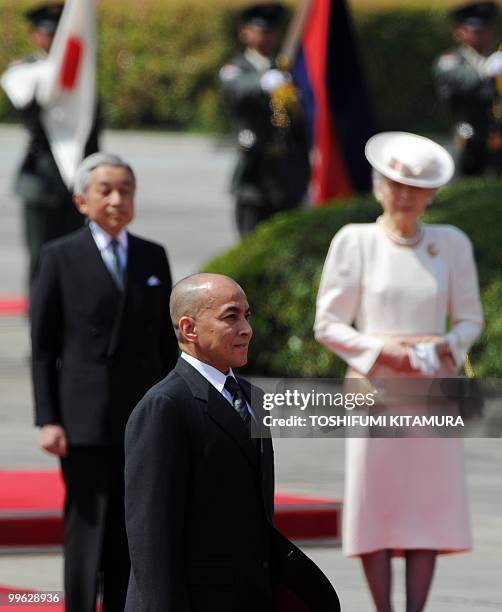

{"left": 0, "top": 127, "right": 500, "bottom": 610}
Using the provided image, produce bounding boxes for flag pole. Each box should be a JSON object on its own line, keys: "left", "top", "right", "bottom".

{"left": 277, "top": 0, "right": 313, "bottom": 70}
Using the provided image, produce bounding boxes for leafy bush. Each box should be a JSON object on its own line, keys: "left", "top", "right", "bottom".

{"left": 0, "top": 0, "right": 244, "bottom": 130}
{"left": 357, "top": 9, "right": 450, "bottom": 133}
{"left": 0, "top": 1, "right": 482, "bottom": 133}
{"left": 203, "top": 179, "right": 502, "bottom": 377}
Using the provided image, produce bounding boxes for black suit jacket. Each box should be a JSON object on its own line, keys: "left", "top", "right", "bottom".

{"left": 124, "top": 358, "right": 340, "bottom": 612}
{"left": 31, "top": 225, "right": 178, "bottom": 445}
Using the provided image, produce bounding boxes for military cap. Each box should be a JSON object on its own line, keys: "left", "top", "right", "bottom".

{"left": 450, "top": 1, "right": 499, "bottom": 28}
{"left": 240, "top": 3, "right": 285, "bottom": 30}
{"left": 25, "top": 3, "right": 64, "bottom": 33}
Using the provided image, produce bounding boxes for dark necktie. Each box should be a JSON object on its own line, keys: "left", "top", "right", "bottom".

{"left": 110, "top": 238, "right": 124, "bottom": 291}
{"left": 224, "top": 376, "right": 251, "bottom": 428}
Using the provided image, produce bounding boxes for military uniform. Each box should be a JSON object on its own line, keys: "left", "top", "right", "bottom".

{"left": 7, "top": 53, "right": 100, "bottom": 284}
{"left": 220, "top": 49, "right": 310, "bottom": 235}
{"left": 434, "top": 1, "right": 502, "bottom": 176}
{"left": 434, "top": 45, "right": 502, "bottom": 175}
{"left": 1, "top": 3, "right": 100, "bottom": 285}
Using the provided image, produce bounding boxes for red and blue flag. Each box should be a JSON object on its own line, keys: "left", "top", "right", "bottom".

{"left": 291, "top": 0, "right": 374, "bottom": 205}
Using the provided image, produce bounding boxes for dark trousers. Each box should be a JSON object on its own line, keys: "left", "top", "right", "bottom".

{"left": 23, "top": 202, "right": 84, "bottom": 285}
{"left": 458, "top": 131, "right": 502, "bottom": 177}
{"left": 234, "top": 157, "right": 308, "bottom": 236}
{"left": 459, "top": 136, "right": 488, "bottom": 176}
{"left": 60, "top": 446, "right": 130, "bottom": 612}
{"left": 235, "top": 198, "right": 275, "bottom": 236}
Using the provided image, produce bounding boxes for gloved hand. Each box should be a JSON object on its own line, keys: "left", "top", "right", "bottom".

{"left": 407, "top": 343, "right": 441, "bottom": 375}
{"left": 1, "top": 59, "right": 50, "bottom": 110}
{"left": 483, "top": 51, "right": 502, "bottom": 77}
{"left": 260, "top": 69, "right": 290, "bottom": 93}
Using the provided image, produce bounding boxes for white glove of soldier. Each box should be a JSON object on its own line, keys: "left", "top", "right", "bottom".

{"left": 1, "top": 59, "right": 51, "bottom": 109}
{"left": 260, "top": 69, "right": 290, "bottom": 93}
{"left": 483, "top": 51, "right": 502, "bottom": 77}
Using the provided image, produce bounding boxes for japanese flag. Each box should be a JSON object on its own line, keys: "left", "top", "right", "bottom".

{"left": 1, "top": 0, "right": 97, "bottom": 188}
{"left": 38, "top": 0, "right": 97, "bottom": 187}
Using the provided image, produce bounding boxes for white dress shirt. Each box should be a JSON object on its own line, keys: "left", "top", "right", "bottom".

{"left": 181, "top": 354, "right": 257, "bottom": 441}
{"left": 181, "top": 352, "right": 240, "bottom": 406}
{"left": 181, "top": 352, "right": 256, "bottom": 421}
{"left": 89, "top": 221, "right": 128, "bottom": 280}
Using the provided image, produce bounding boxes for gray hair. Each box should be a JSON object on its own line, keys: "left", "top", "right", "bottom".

{"left": 73, "top": 152, "right": 136, "bottom": 196}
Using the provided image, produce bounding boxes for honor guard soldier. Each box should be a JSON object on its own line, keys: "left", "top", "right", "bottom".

{"left": 1, "top": 3, "right": 100, "bottom": 285}
{"left": 434, "top": 1, "right": 502, "bottom": 176}
{"left": 219, "top": 2, "right": 310, "bottom": 236}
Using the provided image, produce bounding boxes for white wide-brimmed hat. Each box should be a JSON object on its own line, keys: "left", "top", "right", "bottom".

{"left": 365, "top": 132, "right": 455, "bottom": 188}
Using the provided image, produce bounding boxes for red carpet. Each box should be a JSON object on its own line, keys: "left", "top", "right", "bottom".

{"left": 274, "top": 494, "right": 341, "bottom": 542}
{"left": 0, "top": 297, "right": 27, "bottom": 317}
{"left": 0, "top": 470, "right": 341, "bottom": 549}
{"left": 0, "top": 471, "right": 64, "bottom": 548}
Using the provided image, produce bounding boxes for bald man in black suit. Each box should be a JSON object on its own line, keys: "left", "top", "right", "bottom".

{"left": 124, "top": 273, "right": 340, "bottom": 611}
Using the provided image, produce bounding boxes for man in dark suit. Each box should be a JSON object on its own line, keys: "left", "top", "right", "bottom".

{"left": 1, "top": 3, "right": 100, "bottom": 284}
{"left": 219, "top": 3, "right": 310, "bottom": 235}
{"left": 434, "top": 1, "right": 502, "bottom": 176}
{"left": 125, "top": 273, "right": 340, "bottom": 611}
{"left": 30, "top": 153, "right": 178, "bottom": 612}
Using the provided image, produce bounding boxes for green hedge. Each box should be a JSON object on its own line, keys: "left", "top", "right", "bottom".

{"left": 0, "top": 0, "right": 242, "bottom": 132}
{"left": 203, "top": 179, "right": 502, "bottom": 377}
{"left": 0, "top": 2, "right": 481, "bottom": 132}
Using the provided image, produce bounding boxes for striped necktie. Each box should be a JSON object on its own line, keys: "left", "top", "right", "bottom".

{"left": 109, "top": 238, "right": 124, "bottom": 291}
{"left": 224, "top": 376, "right": 250, "bottom": 427}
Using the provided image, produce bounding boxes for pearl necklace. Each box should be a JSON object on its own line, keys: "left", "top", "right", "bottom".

{"left": 377, "top": 216, "right": 424, "bottom": 247}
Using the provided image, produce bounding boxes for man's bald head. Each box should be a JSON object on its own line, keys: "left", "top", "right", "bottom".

{"left": 170, "top": 273, "right": 242, "bottom": 338}
{"left": 170, "top": 273, "right": 252, "bottom": 373}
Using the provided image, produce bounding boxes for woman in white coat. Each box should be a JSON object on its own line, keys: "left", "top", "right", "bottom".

{"left": 314, "top": 132, "right": 484, "bottom": 612}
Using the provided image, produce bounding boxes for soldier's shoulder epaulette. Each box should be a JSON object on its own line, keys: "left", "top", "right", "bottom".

{"left": 219, "top": 59, "right": 244, "bottom": 82}
{"left": 436, "top": 50, "right": 462, "bottom": 72}
{"left": 219, "top": 53, "right": 258, "bottom": 83}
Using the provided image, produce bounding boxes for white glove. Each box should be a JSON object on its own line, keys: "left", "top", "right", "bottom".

{"left": 408, "top": 343, "right": 441, "bottom": 376}
{"left": 260, "top": 69, "right": 290, "bottom": 93}
{"left": 483, "top": 51, "right": 502, "bottom": 78}
{"left": 1, "top": 60, "right": 51, "bottom": 109}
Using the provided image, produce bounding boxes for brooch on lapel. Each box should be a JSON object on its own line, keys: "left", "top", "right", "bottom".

{"left": 427, "top": 243, "right": 439, "bottom": 257}
{"left": 147, "top": 275, "right": 161, "bottom": 286}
